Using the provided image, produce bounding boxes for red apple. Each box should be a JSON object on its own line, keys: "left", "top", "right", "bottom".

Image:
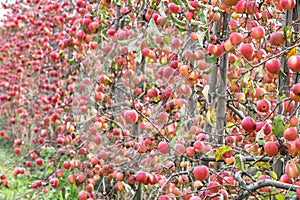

{"left": 148, "top": 173, "right": 158, "bottom": 185}
{"left": 282, "top": 100, "right": 295, "bottom": 113}
{"left": 234, "top": 0, "right": 247, "bottom": 13}
{"left": 171, "top": 38, "right": 182, "bottom": 49}
{"left": 169, "top": 3, "right": 181, "bottom": 14}
{"left": 136, "top": 171, "right": 149, "bottom": 184}
{"left": 26, "top": 161, "right": 32, "bottom": 167}
{"left": 86, "top": 183, "right": 94, "bottom": 192}
{"left": 158, "top": 195, "right": 172, "bottom": 200}
{"left": 291, "top": 92, "right": 300, "bottom": 102}
{"left": 207, "top": 181, "right": 220, "bottom": 193}
{"left": 36, "top": 158, "right": 44, "bottom": 166}
{"left": 290, "top": 116, "right": 299, "bottom": 127}
{"left": 265, "top": 58, "right": 281, "bottom": 74}
{"left": 257, "top": 99, "right": 271, "bottom": 112}
{"left": 180, "top": 84, "right": 192, "bottom": 96}
{"left": 14, "top": 147, "right": 21, "bottom": 154}
{"left": 77, "top": 174, "right": 86, "bottom": 183}
{"left": 88, "top": 21, "right": 99, "bottom": 31}
{"left": 174, "top": 143, "right": 186, "bottom": 156}
{"left": 63, "top": 161, "right": 71, "bottom": 169}
{"left": 239, "top": 43, "right": 254, "bottom": 60}
{"left": 114, "top": 181, "right": 125, "bottom": 191}
{"left": 76, "top": 30, "right": 85, "bottom": 40}
{"left": 297, "top": 188, "right": 300, "bottom": 199}
{"left": 279, "top": 174, "right": 293, "bottom": 184}
{"left": 283, "top": 127, "right": 299, "bottom": 141}
{"left": 251, "top": 26, "right": 265, "bottom": 40}
{"left": 256, "top": 49, "right": 267, "bottom": 61}
{"left": 193, "top": 165, "right": 209, "bottom": 181}
{"left": 146, "top": 88, "right": 159, "bottom": 98}
{"left": 256, "top": 121, "right": 272, "bottom": 135}
{"left": 270, "top": 32, "right": 285, "bottom": 46}
{"left": 230, "top": 32, "right": 243, "bottom": 46}
{"left": 157, "top": 141, "right": 170, "bottom": 154}
{"left": 288, "top": 55, "right": 300, "bottom": 72}
{"left": 89, "top": 41, "right": 98, "bottom": 49}
{"left": 285, "top": 162, "right": 299, "bottom": 178}
{"left": 264, "top": 141, "right": 278, "bottom": 156}
{"left": 49, "top": 178, "right": 59, "bottom": 187}
{"left": 124, "top": 110, "right": 139, "bottom": 124}
{"left": 241, "top": 116, "right": 256, "bottom": 132}
{"left": 223, "top": 0, "right": 240, "bottom": 6}
{"left": 56, "top": 169, "right": 63, "bottom": 177}
{"left": 186, "top": 147, "right": 195, "bottom": 157}
{"left": 246, "top": 1, "right": 258, "bottom": 15}
{"left": 68, "top": 174, "right": 76, "bottom": 184}
{"left": 170, "top": 60, "right": 178, "bottom": 69}
{"left": 292, "top": 83, "right": 300, "bottom": 96}
{"left": 50, "top": 51, "right": 59, "bottom": 62}
{"left": 193, "top": 141, "right": 203, "bottom": 152}
{"left": 78, "top": 191, "right": 88, "bottom": 200}
{"left": 280, "top": 0, "right": 296, "bottom": 10}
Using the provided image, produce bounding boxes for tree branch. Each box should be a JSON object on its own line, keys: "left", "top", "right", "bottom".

{"left": 234, "top": 171, "right": 300, "bottom": 199}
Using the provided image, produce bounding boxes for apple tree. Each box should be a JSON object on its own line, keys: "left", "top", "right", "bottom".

{"left": 0, "top": 0, "right": 300, "bottom": 199}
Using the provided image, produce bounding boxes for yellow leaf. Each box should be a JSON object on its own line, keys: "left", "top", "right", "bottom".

{"left": 206, "top": 111, "right": 212, "bottom": 125}
{"left": 216, "top": 146, "right": 232, "bottom": 161}
{"left": 206, "top": 105, "right": 216, "bottom": 125}
{"left": 226, "top": 122, "right": 235, "bottom": 133}
{"left": 286, "top": 47, "right": 298, "bottom": 58}
{"left": 254, "top": 161, "right": 270, "bottom": 168}
{"left": 202, "top": 85, "right": 209, "bottom": 99}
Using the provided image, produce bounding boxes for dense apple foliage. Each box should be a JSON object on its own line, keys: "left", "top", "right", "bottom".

{"left": 0, "top": 0, "right": 300, "bottom": 199}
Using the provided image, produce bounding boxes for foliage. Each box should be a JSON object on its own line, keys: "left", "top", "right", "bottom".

{"left": 0, "top": 0, "right": 299, "bottom": 199}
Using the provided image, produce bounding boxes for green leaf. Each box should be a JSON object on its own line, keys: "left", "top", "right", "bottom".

{"left": 147, "top": 34, "right": 161, "bottom": 49}
{"left": 296, "top": 163, "right": 300, "bottom": 174}
{"left": 235, "top": 154, "right": 244, "bottom": 171}
{"left": 170, "top": 13, "right": 187, "bottom": 27}
{"left": 272, "top": 115, "right": 286, "bottom": 135}
{"left": 216, "top": 145, "right": 232, "bottom": 161}
{"left": 40, "top": 146, "right": 56, "bottom": 158}
{"left": 191, "top": 19, "right": 202, "bottom": 26}
{"left": 275, "top": 194, "right": 285, "bottom": 200}
{"left": 263, "top": 195, "right": 271, "bottom": 200}
{"left": 179, "top": 104, "right": 187, "bottom": 117}
{"left": 159, "top": 1, "right": 167, "bottom": 18}
{"left": 256, "top": 125, "right": 266, "bottom": 145}
{"left": 254, "top": 171, "right": 262, "bottom": 179}
{"left": 199, "top": 11, "right": 207, "bottom": 24}
{"left": 117, "top": 37, "right": 139, "bottom": 52}
{"left": 283, "top": 25, "right": 292, "bottom": 39}
{"left": 169, "top": 136, "right": 178, "bottom": 155}
{"left": 205, "top": 56, "right": 217, "bottom": 63}
{"left": 196, "top": 31, "right": 205, "bottom": 48}
{"left": 269, "top": 171, "right": 277, "bottom": 180}
{"left": 147, "top": 18, "right": 163, "bottom": 37}
{"left": 182, "top": 0, "right": 195, "bottom": 10}
{"left": 203, "top": 65, "right": 214, "bottom": 74}
{"left": 136, "top": 50, "right": 142, "bottom": 64}
{"left": 175, "top": 24, "right": 187, "bottom": 32}
{"left": 232, "top": 58, "right": 241, "bottom": 71}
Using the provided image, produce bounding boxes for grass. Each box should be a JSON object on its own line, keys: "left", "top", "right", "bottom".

{"left": 0, "top": 138, "right": 32, "bottom": 200}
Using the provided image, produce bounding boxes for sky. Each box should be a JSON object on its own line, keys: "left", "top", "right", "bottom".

{"left": 0, "top": 0, "right": 11, "bottom": 20}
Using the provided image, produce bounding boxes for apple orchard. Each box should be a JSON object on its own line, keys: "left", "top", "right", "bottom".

{"left": 1, "top": 0, "right": 300, "bottom": 199}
